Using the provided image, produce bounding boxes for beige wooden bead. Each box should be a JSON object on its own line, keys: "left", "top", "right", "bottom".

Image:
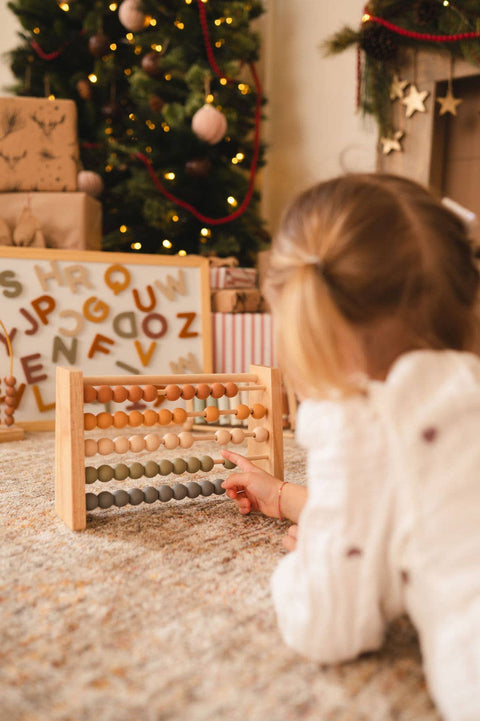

{"left": 114, "top": 436, "right": 130, "bottom": 454}
{"left": 230, "top": 428, "right": 245, "bottom": 444}
{"left": 129, "top": 434, "right": 146, "bottom": 453}
{"left": 163, "top": 432, "right": 179, "bottom": 450}
{"left": 97, "top": 437, "right": 115, "bottom": 455}
{"left": 178, "top": 431, "right": 194, "bottom": 448}
{"left": 84, "top": 438, "right": 98, "bottom": 457}
{"left": 215, "top": 429, "right": 231, "bottom": 445}
{"left": 145, "top": 433, "right": 162, "bottom": 451}
{"left": 253, "top": 426, "right": 269, "bottom": 443}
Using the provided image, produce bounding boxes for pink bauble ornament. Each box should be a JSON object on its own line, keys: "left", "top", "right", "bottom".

{"left": 118, "top": 0, "right": 148, "bottom": 33}
{"left": 191, "top": 104, "right": 227, "bottom": 145}
{"left": 77, "top": 170, "right": 104, "bottom": 198}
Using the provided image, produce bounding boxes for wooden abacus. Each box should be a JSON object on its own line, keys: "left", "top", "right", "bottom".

{"left": 0, "top": 319, "right": 25, "bottom": 443}
{"left": 55, "top": 365, "right": 283, "bottom": 530}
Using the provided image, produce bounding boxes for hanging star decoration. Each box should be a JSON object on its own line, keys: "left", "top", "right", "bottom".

{"left": 402, "top": 83, "right": 430, "bottom": 118}
{"left": 380, "top": 130, "right": 405, "bottom": 155}
{"left": 437, "top": 83, "right": 462, "bottom": 116}
{"left": 390, "top": 73, "right": 409, "bottom": 101}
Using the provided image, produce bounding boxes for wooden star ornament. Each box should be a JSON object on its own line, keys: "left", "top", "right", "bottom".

{"left": 380, "top": 130, "right": 405, "bottom": 155}
{"left": 402, "top": 84, "right": 430, "bottom": 118}
{"left": 437, "top": 85, "right": 462, "bottom": 116}
{"left": 390, "top": 73, "right": 409, "bottom": 101}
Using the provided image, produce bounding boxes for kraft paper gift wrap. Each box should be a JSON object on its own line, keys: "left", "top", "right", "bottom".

{"left": 209, "top": 266, "right": 257, "bottom": 289}
{"left": 210, "top": 288, "right": 266, "bottom": 313}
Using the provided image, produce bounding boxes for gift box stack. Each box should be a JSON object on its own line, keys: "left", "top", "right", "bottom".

{"left": 0, "top": 96, "right": 102, "bottom": 251}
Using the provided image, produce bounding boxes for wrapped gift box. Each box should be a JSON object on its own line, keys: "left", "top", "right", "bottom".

{"left": 209, "top": 266, "right": 257, "bottom": 289}
{"left": 211, "top": 312, "right": 276, "bottom": 373}
{"left": 0, "top": 192, "right": 102, "bottom": 250}
{"left": 211, "top": 288, "right": 266, "bottom": 313}
{"left": 0, "top": 96, "right": 79, "bottom": 191}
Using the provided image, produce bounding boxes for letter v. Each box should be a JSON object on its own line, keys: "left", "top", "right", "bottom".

{"left": 134, "top": 340, "right": 156, "bottom": 367}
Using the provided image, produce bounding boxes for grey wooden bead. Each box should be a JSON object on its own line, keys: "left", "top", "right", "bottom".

{"left": 98, "top": 491, "right": 114, "bottom": 508}
{"left": 129, "top": 461, "right": 144, "bottom": 479}
{"left": 114, "top": 463, "right": 129, "bottom": 481}
{"left": 200, "top": 455, "right": 214, "bottom": 472}
{"left": 213, "top": 477, "right": 226, "bottom": 495}
{"left": 159, "top": 459, "right": 173, "bottom": 476}
{"left": 86, "top": 492, "right": 98, "bottom": 510}
{"left": 172, "top": 457, "right": 187, "bottom": 474}
{"left": 143, "top": 486, "right": 159, "bottom": 504}
{"left": 200, "top": 480, "right": 215, "bottom": 496}
{"left": 223, "top": 459, "right": 236, "bottom": 470}
{"left": 113, "top": 489, "right": 129, "bottom": 507}
{"left": 186, "top": 481, "right": 201, "bottom": 498}
{"left": 173, "top": 483, "right": 187, "bottom": 500}
{"left": 98, "top": 465, "right": 114, "bottom": 483}
{"left": 128, "top": 487, "right": 144, "bottom": 505}
{"left": 85, "top": 467, "right": 98, "bottom": 484}
{"left": 158, "top": 485, "right": 174, "bottom": 502}
{"left": 144, "top": 460, "right": 159, "bottom": 478}
{"left": 186, "top": 456, "right": 201, "bottom": 473}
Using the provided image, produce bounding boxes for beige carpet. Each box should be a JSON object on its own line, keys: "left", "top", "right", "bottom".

{"left": 0, "top": 431, "right": 440, "bottom": 721}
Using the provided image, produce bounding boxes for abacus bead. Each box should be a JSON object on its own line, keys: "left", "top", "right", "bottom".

{"left": 97, "top": 438, "right": 115, "bottom": 455}
{"left": 158, "top": 485, "right": 174, "bottom": 502}
{"left": 128, "top": 386, "right": 143, "bottom": 403}
{"left": 204, "top": 405, "right": 220, "bottom": 423}
{"left": 129, "top": 462, "right": 144, "bottom": 479}
{"left": 4, "top": 416, "right": 14, "bottom": 425}
{"left": 253, "top": 426, "right": 269, "bottom": 443}
{"left": 112, "top": 385, "right": 128, "bottom": 403}
{"left": 98, "top": 491, "right": 114, "bottom": 508}
{"left": 143, "top": 486, "right": 159, "bottom": 504}
{"left": 163, "top": 432, "right": 179, "bottom": 450}
{"left": 5, "top": 395, "right": 16, "bottom": 406}
{"left": 5, "top": 386, "right": 16, "bottom": 397}
{"left": 251, "top": 403, "right": 266, "bottom": 419}
{"left": 129, "top": 435, "right": 146, "bottom": 453}
{"left": 159, "top": 459, "right": 173, "bottom": 476}
{"left": 213, "top": 477, "right": 226, "bottom": 495}
{"left": 84, "top": 439, "right": 98, "bottom": 457}
{"left": 128, "top": 488, "right": 144, "bottom": 505}
{"left": 200, "top": 455, "right": 214, "bottom": 472}
{"left": 173, "top": 483, "right": 187, "bottom": 500}
{"left": 158, "top": 409, "right": 173, "bottom": 425}
{"left": 210, "top": 382, "right": 225, "bottom": 399}
{"left": 98, "top": 465, "right": 114, "bottom": 482}
{"left": 172, "top": 407, "right": 187, "bottom": 425}
{"left": 165, "top": 384, "right": 182, "bottom": 401}
{"left": 178, "top": 431, "right": 194, "bottom": 449}
{"left": 172, "top": 457, "right": 187, "bottom": 474}
{"left": 97, "top": 412, "right": 113, "bottom": 429}
{"left": 145, "top": 433, "right": 161, "bottom": 451}
{"left": 142, "top": 385, "right": 158, "bottom": 402}
{"left": 114, "top": 463, "right": 129, "bottom": 481}
{"left": 223, "top": 459, "right": 236, "bottom": 470}
{"left": 143, "top": 409, "right": 158, "bottom": 426}
{"left": 128, "top": 410, "right": 143, "bottom": 427}
{"left": 83, "top": 385, "right": 97, "bottom": 403}
{"left": 187, "top": 481, "right": 202, "bottom": 498}
{"left": 200, "top": 480, "right": 215, "bottom": 496}
{"left": 86, "top": 492, "right": 98, "bottom": 510}
{"left": 4, "top": 376, "right": 16, "bottom": 386}
{"left": 144, "top": 460, "right": 159, "bottom": 478}
{"left": 224, "top": 382, "right": 238, "bottom": 398}
{"left": 230, "top": 428, "right": 245, "bottom": 444}
{"left": 186, "top": 456, "right": 201, "bottom": 473}
{"left": 84, "top": 413, "right": 96, "bottom": 431}
{"left": 181, "top": 383, "right": 196, "bottom": 400}
{"left": 113, "top": 489, "right": 129, "bottom": 507}
{"left": 196, "top": 383, "right": 210, "bottom": 400}
{"left": 97, "top": 385, "right": 113, "bottom": 404}
{"left": 113, "top": 411, "right": 128, "bottom": 428}
{"left": 236, "top": 404, "right": 250, "bottom": 420}
{"left": 4, "top": 405, "right": 14, "bottom": 416}
{"left": 114, "top": 436, "right": 130, "bottom": 454}
{"left": 85, "top": 466, "right": 98, "bottom": 484}
{"left": 215, "top": 429, "right": 231, "bottom": 445}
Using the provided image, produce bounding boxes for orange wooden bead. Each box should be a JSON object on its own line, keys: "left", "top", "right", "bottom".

{"left": 128, "top": 385, "right": 143, "bottom": 403}
{"left": 196, "top": 383, "right": 210, "bottom": 400}
{"left": 142, "top": 385, "right": 158, "bottom": 402}
{"left": 143, "top": 409, "right": 158, "bottom": 426}
{"left": 4, "top": 416, "right": 14, "bottom": 426}
{"left": 97, "top": 412, "right": 113, "bottom": 429}
{"left": 172, "top": 407, "right": 187, "bottom": 424}
{"left": 112, "top": 385, "right": 129, "bottom": 403}
{"left": 128, "top": 410, "right": 143, "bottom": 427}
{"left": 83, "top": 385, "right": 97, "bottom": 403}
{"left": 251, "top": 403, "right": 266, "bottom": 419}
{"left": 235, "top": 404, "right": 250, "bottom": 420}
{"left": 4, "top": 376, "right": 16, "bottom": 386}
{"left": 181, "top": 384, "right": 196, "bottom": 400}
{"left": 113, "top": 411, "right": 128, "bottom": 428}
{"left": 224, "top": 382, "right": 238, "bottom": 398}
{"left": 158, "top": 409, "right": 173, "bottom": 425}
{"left": 165, "top": 384, "right": 182, "bottom": 401}
{"left": 5, "top": 396, "right": 16, "bottom": 407}
{"left": 204, "top": 405, "right": 220, "bottom": 423}
{"left": 4, "top": 405, "right": 14, "bottom": 416}
{"left": 97, "top": 385, "right": 113, "bottom": 404}
{"left": 84, "top": 413, "right": 96, "bottom": 431}
{"left": 210, "top": 382, "right": 225, "bottom": 399}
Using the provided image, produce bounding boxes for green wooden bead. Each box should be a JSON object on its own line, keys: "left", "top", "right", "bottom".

{"left": 173, "top": 483, "right": 187, "bottom": 500}
{"left": 200, "top": 480, "right": 215, "bottom": 496}
{"left": 98, "top": 465, "right": 114, "bottom": 483}
{"left": 158, "top": 485, "right": 174, "bottom": 502}
{"left": 128, "top": 488, "right": 144, "bottom": 505}
{"left": 159, "top": 459, "right": 173, "bottom": 476}
{"left": 129, "top": 461, "right": 144, "bottom": 479}
{"left": 86, "top": 492, "right": 98, "bottom": 510}
{"left": 114, "top": 463, "right": 129, "bottom": 481}
{"left": 113, "top": 489, "right": 129, "bottom": 507}
{"left": 98, "top": 491, "right": 114, "bottom": 508}
{"left": 186, "top": 456, "right": 201, "bottom": 473}
{"left": 213, "top": 478, "right": 226, "bottom": 495}
{"left": 223, "top": 459, "right": 236, "bottom": 470}
{"left": 186, "top": 481, "right": 201, "bottom": 498}
{"left": 143, "top": 486, "right": 159, "bottom": 503}
{"left": 200, "top": 455, "right": 214, "bottom": 472}
{"left": 144, "top": 460, "right": 159, "bottom": 478}
{"left": 85, "top": 467, "right": 98, "bottom": 484}
{"left": 172, "top": 457, "right": 187, "bottom": 474}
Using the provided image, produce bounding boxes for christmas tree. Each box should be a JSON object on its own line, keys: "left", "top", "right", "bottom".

{"left": 6, "top": 0, "right": 268, "bottom": 264}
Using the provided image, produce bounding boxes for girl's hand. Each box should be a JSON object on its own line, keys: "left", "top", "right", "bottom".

{"left": 221, "top": 449, "right": 283, "bottom": 518}
{"left": 282, "top": 524, "right": 298, "bottom": 552}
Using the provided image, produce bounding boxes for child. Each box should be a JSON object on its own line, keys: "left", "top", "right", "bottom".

{"left": 221, "top": 174, "right": 480, "bottom": 721}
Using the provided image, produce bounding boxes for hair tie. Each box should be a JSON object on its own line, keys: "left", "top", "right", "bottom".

{"left": 304, "top": 256, "right": 325, "bottom": 274}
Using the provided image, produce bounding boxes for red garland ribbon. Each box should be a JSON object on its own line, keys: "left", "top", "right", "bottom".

{"left": 30, "top": 39, "right": 66, "bottom": 61}
{"left": 364, "top": 12, "right": 480, "bottom": 42}
{"left": 136, "top": 0, "right": 263, "bottom": 225}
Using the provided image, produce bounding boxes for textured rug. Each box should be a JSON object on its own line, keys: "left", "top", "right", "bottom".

{"left": 0, "top": 431, "right": 440, "bottom": 721}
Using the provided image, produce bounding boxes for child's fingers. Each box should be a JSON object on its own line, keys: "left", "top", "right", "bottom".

{"left": 287, "top": 524, "right": 299, "bottom": 539}
{"left": 221, "top": 448, "right": 258, "bottom": 472}
{"left": 282, "top": 532, "right": 297, "bottom": 552}
{"left": 221, "top": 473, "right": 250, "bottom": 492}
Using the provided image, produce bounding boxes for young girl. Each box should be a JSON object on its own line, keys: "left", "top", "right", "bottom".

{"left": 221, "top": 174, "right": 480, "bottom": 721}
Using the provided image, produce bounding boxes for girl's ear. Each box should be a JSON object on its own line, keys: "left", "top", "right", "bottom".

{"left": 0, "top": 217, "right": 12, "bottom": 246}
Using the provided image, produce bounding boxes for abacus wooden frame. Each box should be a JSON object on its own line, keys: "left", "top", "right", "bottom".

{"left": 55, "top": 364, "right": 284, "bottom": 530}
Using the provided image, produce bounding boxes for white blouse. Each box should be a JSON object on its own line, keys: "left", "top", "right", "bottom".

{"left": 271, "top": 350, "right": 480, "bottom": 721}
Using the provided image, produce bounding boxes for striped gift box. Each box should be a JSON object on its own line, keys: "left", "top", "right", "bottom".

{"left": 211, "top": 312, "right": 276, "bottom": 374}
{"left": 209, "top": 266, "right": 257, "bottom": 290}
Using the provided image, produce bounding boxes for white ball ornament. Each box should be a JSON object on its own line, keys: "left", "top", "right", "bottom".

{"left": 77, "top": 170, "right": 104, "bottom": 198}
{"left": 191, "top": 104, "right": 228, "bottom": 145}
{"left": 118, "top": 0, "right": 148, "bottom": 33}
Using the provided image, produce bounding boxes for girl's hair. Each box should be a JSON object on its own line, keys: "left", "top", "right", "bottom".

{"left": 263, "top": 173, "right": 480, "bottom": 397}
